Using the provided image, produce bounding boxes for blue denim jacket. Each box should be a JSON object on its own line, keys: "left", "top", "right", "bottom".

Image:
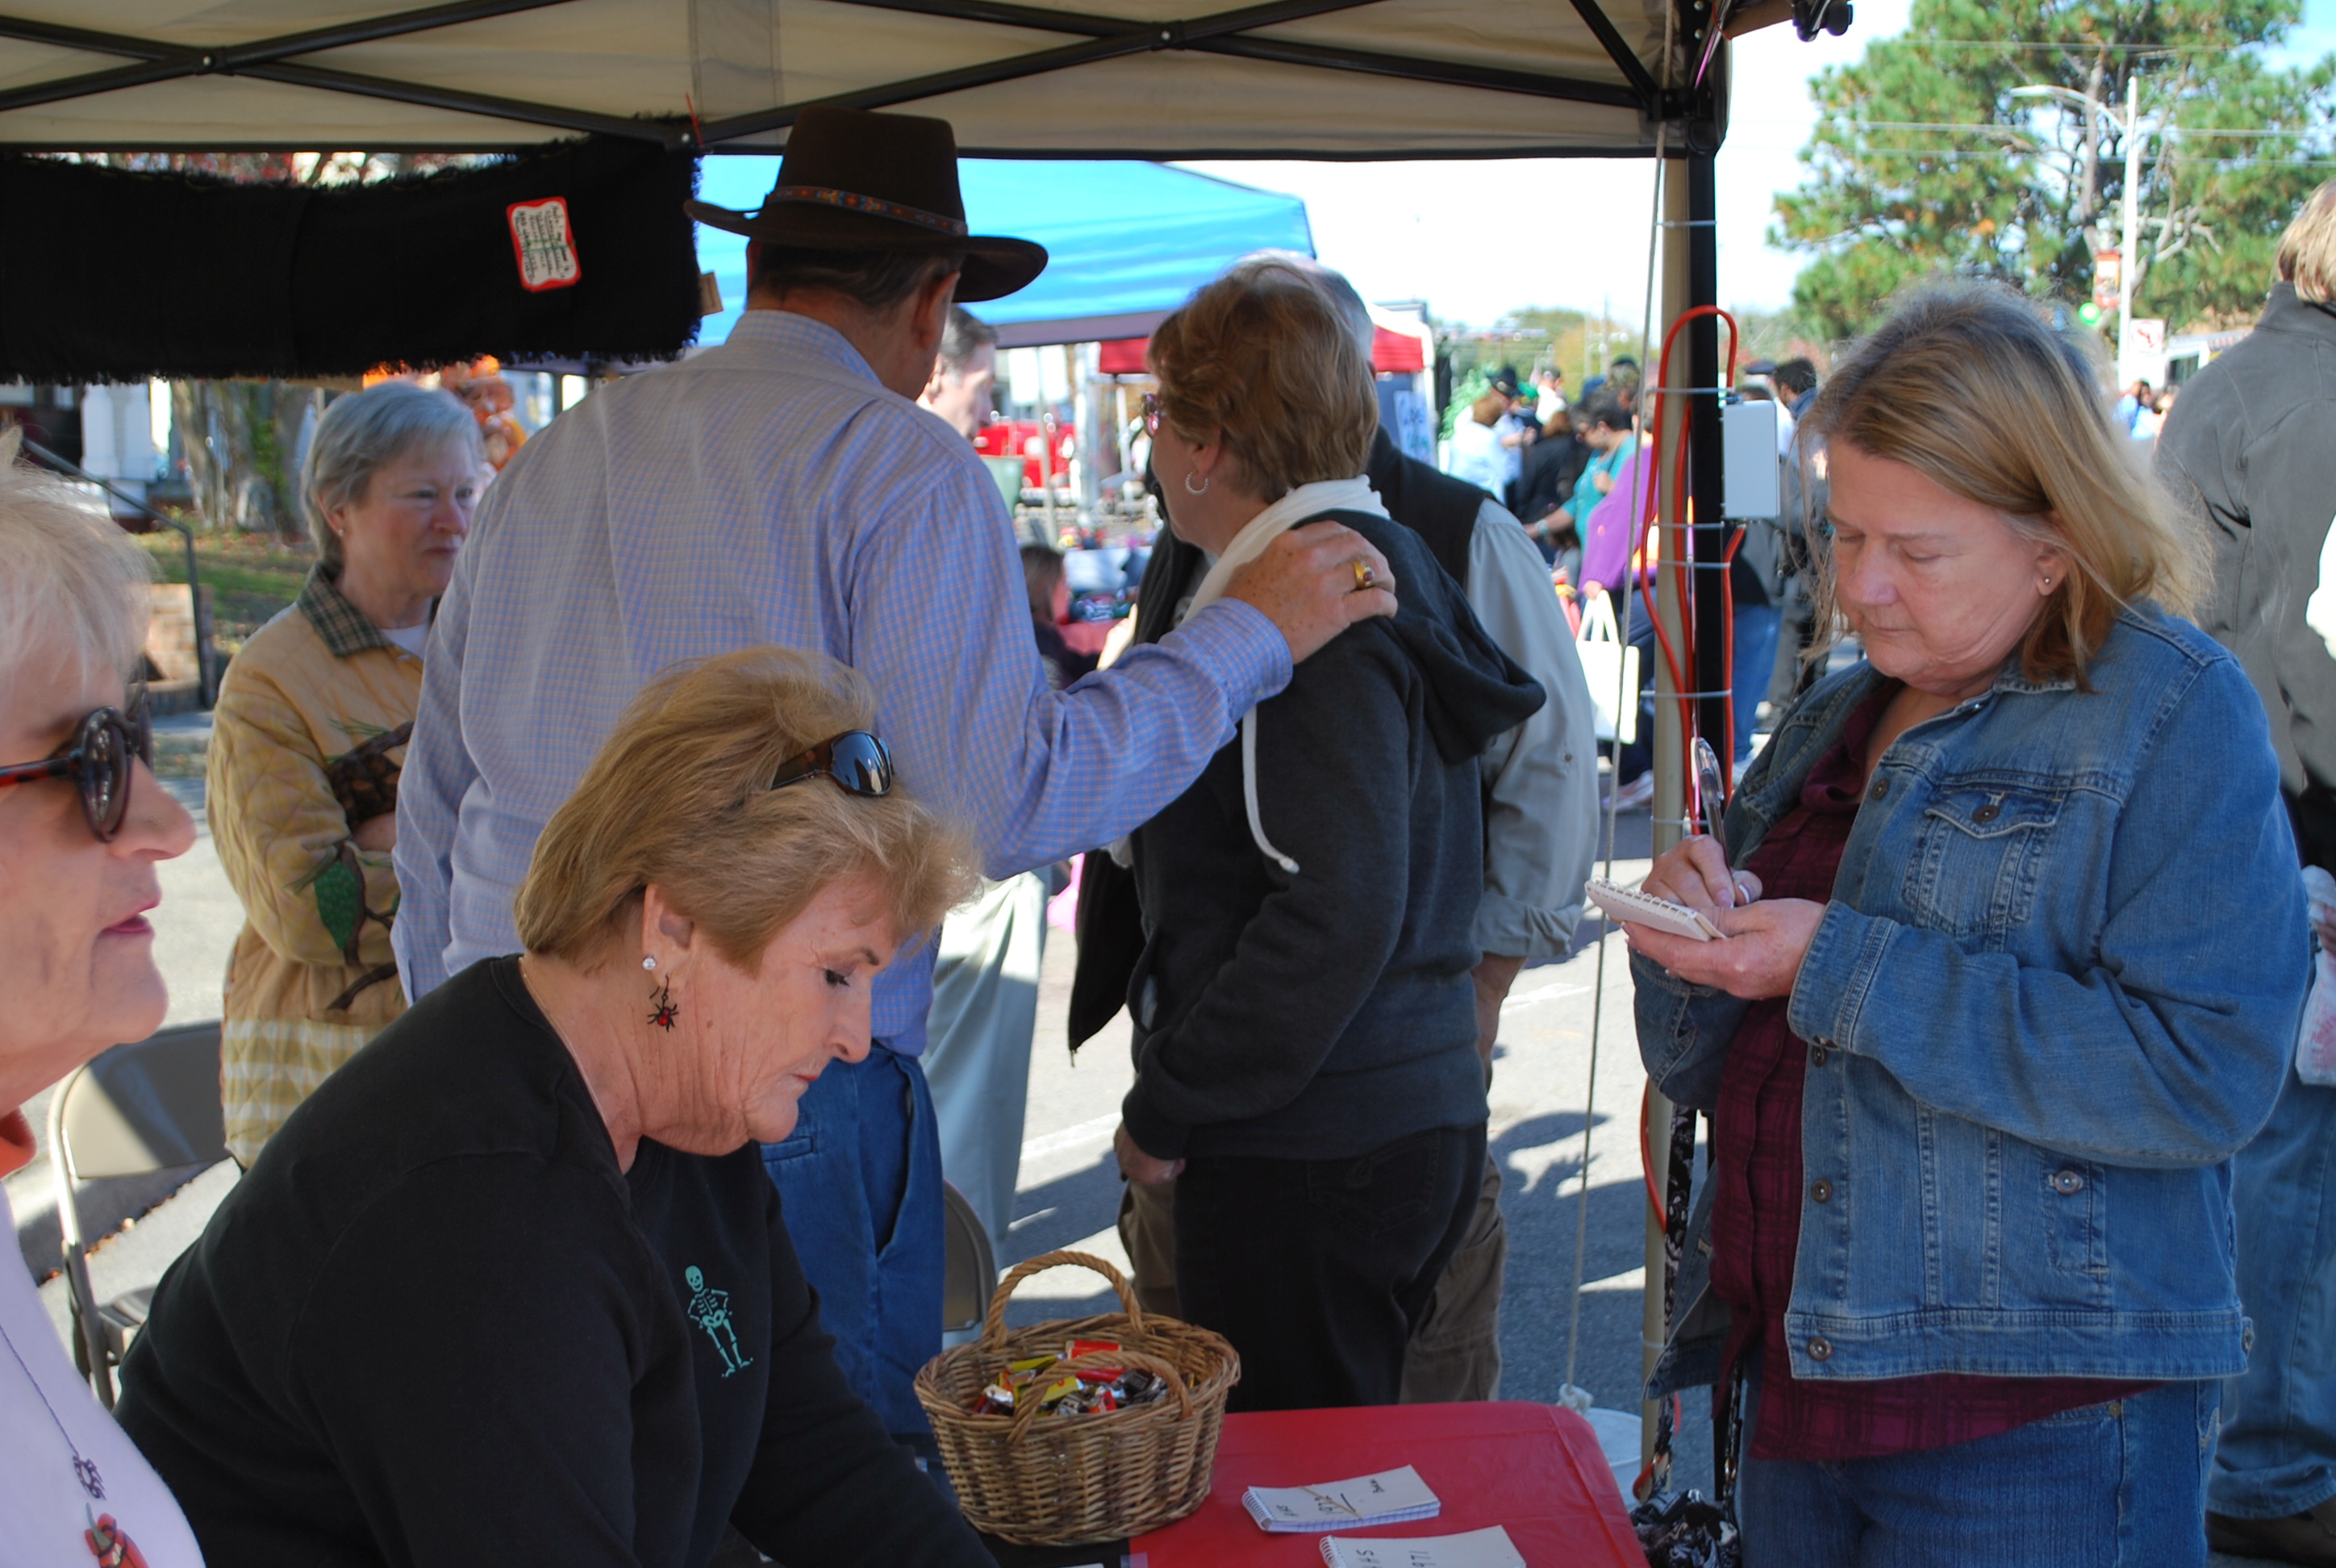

{"left": 1635, "top": 604, "right": 2309, "bottom": 1398}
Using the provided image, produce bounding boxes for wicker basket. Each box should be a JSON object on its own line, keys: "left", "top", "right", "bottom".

{"left": 914, "top": 1249, "right": 1241, "bottom": 1545}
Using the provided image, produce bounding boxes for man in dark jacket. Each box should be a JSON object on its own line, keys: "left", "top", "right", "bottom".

{"left": 2159, "top": 179, "right": 2336, "bottom": 1566}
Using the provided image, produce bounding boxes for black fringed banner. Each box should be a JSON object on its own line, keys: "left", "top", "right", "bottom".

{"left": 0, "top": 136, "right": 701, "bottom": 381}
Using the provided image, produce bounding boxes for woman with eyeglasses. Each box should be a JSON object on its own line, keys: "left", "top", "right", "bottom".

{"left": 206, "top": 382, "right": 482, "bottom": 1167}
{"left": 1111, "top": 267, "right": 1544, "bottom": 1410}
{"left": 0, "top": 436, "right": 205, "bottom": 1562}
{"left": 116, "top": 646, "right": 996, "bottom": 1567}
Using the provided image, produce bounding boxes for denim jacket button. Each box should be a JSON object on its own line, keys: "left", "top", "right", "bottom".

{"left": 2051, "top": 1170, "right": 2086, "bottom": 1195}
{"left": 1810, "top": 1045, "right": 1829, "bottom": 1067}
{"left": 1808, "top": 1337, "right": 1833, "bottom": 1362}
{"left": 1869, "top": 777, "right": 1890, "bottom": 801}
{"left": 1811, "top": 1179, "right": 1833, "bottom": 1203}
{"left": 1972, "top": 802, "right": 2002, "bottom": 824}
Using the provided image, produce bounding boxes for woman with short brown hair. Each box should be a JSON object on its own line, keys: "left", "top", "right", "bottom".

{"left": 1112, "top": 265, "right": 1544, "bottom": 1410}
{"left": 119, "top": 647, "right": 994, "bottom": 1568}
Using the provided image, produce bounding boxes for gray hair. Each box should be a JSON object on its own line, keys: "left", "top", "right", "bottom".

{"left": 1229, "top": 250, "right": 1375, "bottom": 364}
{"left": 937, "top": 307, "right": 999, "bottom": 379}
{"left": 302, "top": 382, "right": 483, "bottom": 574}
{"left": 0, "top": 428, "right": 152, "bottom": 691}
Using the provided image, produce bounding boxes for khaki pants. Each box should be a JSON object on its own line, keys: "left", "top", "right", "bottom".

{"left": 1115, "top": 1152, "right": 1505, "bottom": 1402}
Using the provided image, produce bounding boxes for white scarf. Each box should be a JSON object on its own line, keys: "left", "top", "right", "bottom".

{"left": 1174, "top": 476, "right": 1391, "bottom": 875}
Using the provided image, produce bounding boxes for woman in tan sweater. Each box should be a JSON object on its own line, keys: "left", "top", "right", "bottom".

{"left": 208, "top": 382, "right": 482, "bottom": 1162}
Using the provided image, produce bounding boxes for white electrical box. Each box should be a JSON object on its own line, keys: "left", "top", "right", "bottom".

{"left": 1721, "top": 398, "right": 1781, "bottom": 520}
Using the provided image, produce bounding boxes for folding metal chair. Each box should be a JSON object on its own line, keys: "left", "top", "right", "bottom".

{"left": 46, "top": 1020, "right": 227, "bottom": 1407}
{"left": 940, "top": 1178, "right": 997, "bottom": 1347}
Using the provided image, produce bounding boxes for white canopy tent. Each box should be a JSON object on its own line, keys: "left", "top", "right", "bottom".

{"left": 0, "top": 0, "right": 1757, "bottom": 159}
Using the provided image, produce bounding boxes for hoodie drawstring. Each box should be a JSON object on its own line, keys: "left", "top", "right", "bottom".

{"left": 1241, "top": 707, "right": 1300, "bottom": 875}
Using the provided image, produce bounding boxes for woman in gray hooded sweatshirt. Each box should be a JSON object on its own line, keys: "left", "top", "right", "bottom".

{"left": 1112, "top": 268, "right": 1545, "bottom": 1411}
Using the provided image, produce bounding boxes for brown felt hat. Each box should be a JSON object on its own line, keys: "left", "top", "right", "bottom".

{"left": 686, "top": 107, "right": 1048, "bottom": 302}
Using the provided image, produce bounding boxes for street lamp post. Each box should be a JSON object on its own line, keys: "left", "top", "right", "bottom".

{"left": 2013, "top": 77, "right": 2147, "bottom": 382}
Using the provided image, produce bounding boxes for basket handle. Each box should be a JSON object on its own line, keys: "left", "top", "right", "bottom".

{"left": 1006, "top": 1346, "right": 1195, "bottom": 1444}
{"left": 980, "top": 1249, "right": 1145, "bottom": 1348}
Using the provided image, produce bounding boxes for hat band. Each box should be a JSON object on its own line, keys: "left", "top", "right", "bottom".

{"left": 766, "top": 185, "right": 970, "bottom": 238}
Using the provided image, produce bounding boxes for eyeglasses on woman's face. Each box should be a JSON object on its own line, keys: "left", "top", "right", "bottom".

{"left": 0, "top": 684, "right": 152, "bottom": 841}
{"left": 770, "top": 730, "right": 895, "bottom": 798}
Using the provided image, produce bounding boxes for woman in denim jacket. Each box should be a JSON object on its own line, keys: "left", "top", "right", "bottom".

{"left": 1623, "top": 285, "right": 2310, "bottom": 1567}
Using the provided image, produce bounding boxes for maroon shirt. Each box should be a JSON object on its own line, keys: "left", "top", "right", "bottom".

{"left": 1708, "top": 690, "right": 2153, "bottom": 1461}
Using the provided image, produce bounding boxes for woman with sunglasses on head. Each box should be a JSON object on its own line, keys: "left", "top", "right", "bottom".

{"left": 205, "top": 382, "right": 480, "bottom": 1167}
{"left": 117, "top": 647, "right": 998, "bottom": 1568}
{"left": 1111, "top": 268, "right": 1545, "bottom": 1410}
{"left": 0, "top": 435, "right": 205, "bottom": 1562}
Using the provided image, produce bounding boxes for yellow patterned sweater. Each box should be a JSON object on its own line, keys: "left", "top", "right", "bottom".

{"left": 207, "top": 568, "right": 418, "bottom": 1163}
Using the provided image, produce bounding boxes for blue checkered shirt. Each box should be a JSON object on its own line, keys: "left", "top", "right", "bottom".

{"left": 392, "top": 310, "right": 1290, "bottom": 1050}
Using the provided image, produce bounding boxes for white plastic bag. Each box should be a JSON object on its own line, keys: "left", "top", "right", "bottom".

{"left": 2297, "top": 867, "right": 2336, "bottom": 1086}
{"left": 1577, "top": 592, "right": 1641, "bottom": 745}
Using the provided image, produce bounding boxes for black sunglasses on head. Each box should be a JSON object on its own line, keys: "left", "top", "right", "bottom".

{"left": 0, "top": 683, "right": 152, "bottom": 841}
{"left": 771, "top": 730, "right": 895, "bottom": 798}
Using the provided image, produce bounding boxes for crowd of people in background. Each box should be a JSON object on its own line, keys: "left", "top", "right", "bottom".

{"left": 6, "top": 106, "right": 2336, "bottom": 1568}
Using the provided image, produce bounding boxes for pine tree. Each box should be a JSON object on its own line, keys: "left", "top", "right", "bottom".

{"left": 1771, "top": 0, "right": 2336, "bottom": 340}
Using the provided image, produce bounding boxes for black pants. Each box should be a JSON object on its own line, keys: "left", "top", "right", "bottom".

{"left": 1171, "top": 1122, "right": 1487, "bottom": 1412}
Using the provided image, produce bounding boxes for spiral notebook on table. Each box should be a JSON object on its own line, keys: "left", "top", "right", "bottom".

{"left": 1318, "top": 1524, "right": 1526, "bottom": 1568}
{"left": 1241, "top": 1466, "right": 1441, "bottom": 1533}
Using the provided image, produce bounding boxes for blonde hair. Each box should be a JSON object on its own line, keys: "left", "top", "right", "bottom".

{"left": 515, "top": 648, "right": 975, "bottom": 972}
{"left": 1149, "top": 265, "right": 1378, "bottom": 499}
{"left": 2277, "top": 179, "right": 2336, "bottom": 305}
{"left": 0, "top": 427, "right": 152, "bottom": 689}
{"left": 1800, "top": 281, "right": 2207, "bottom": 685}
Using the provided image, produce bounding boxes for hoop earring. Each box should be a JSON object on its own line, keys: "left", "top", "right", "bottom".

{"left": 1184, "top": 470, "right": 1210, "bottom": 496}
{"left": 647, "top": 978, "right": 679, "bottom": 1031}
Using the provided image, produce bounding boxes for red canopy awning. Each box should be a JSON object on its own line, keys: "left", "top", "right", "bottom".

{"left": 1099, "top": 327, "right": 1425, "bottom": 377}
{"left": 1371, "top": 324, "right": 1426, "bottom": 374}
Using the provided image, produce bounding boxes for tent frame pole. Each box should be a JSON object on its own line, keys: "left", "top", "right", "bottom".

{"left": 1643, "top": 148, "right": 1693, "bottom": 1471}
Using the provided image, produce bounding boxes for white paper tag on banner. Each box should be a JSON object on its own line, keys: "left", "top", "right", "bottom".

{"left": 2298, "top": 868, "right": 2336, "bottom": 1086}
{"left": 507, "top": 197, "right": 582, "bottom": 291}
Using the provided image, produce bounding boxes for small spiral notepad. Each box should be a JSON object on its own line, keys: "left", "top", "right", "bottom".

{"left": 1316, "top": 1524, "right": 1526, "bottom": 1568}
{"left": 1241, "top": 1466, "right": 1441, "bottom": 1533}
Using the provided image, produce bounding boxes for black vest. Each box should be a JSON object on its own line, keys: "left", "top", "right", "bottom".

{"left": 1066, "top": 433, "right": 1491, "bottom": 1049}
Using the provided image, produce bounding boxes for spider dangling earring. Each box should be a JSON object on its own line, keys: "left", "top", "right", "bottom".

{"left": 647, "top": 977, "right": 679, "bottom": 1031}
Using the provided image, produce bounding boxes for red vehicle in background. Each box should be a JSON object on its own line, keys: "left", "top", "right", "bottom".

{"left": 974, "top": 413, "right": 1075, "bottom": 492}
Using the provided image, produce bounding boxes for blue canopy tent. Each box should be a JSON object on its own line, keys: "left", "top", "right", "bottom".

{"left": 695, "top": 158, "right": 1313, "bottom": 348}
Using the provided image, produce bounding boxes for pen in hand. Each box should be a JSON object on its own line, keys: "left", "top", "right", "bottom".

{"left": 1692, "top": 736, "right": 1737, "bottom": 910}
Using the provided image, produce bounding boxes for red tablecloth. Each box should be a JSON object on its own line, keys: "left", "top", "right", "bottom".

{"left": 1131, "top": 1402, "right": 1640, "bottom": 1568}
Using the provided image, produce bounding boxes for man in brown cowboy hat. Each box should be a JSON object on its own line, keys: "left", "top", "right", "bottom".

{"left": 395, "top": 106, "right": 1398, "bottom": 1454}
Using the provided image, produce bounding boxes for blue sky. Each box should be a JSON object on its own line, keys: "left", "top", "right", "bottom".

{"left": 1177, "top": 0, "right": 2336, "bottom": 327}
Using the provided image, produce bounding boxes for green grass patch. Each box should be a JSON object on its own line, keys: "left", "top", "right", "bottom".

{"left": 140, "top": 532, "right": 313, "bottom": 657}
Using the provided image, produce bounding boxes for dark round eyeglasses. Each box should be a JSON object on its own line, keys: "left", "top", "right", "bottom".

{"left": 0, "top": 684, "right": 152, "bottom": 841}
{"left": 771, "top": 730, "right": 895, "bottom": 798}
